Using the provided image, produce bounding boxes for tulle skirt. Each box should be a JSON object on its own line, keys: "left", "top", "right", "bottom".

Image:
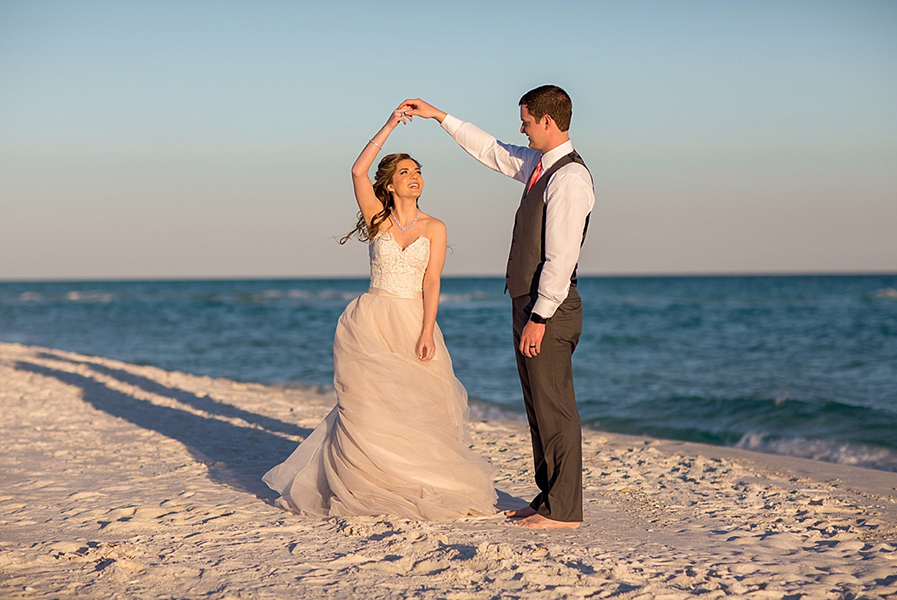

{"left": 262, "top": 288, "right": 497, "bottom": 520}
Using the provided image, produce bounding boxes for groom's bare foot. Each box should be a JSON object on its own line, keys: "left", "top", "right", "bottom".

{"left": 513, "top": 514, "right": 580, "bottom": 529}
{"left": 505, "top": 505, "right": 538, "bottom": 519}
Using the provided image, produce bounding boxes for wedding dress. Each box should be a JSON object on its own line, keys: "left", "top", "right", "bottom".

{"left": 263, "top": 231, "right": 497, "bottom": 519}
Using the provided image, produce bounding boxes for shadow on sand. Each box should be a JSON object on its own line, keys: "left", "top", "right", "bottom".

{"left": 18, "top": 356, "right": 523, "bottom": 512}
{"left": 40, "top": 353, "right": 310, "bottom": 439}
{"left": 16, "top": 360, "right": 311, "bottom": 500}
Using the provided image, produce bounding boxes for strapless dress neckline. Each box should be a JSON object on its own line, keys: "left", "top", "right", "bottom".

{"left": 374, "top": 231, "right": 430, "bottom": 252}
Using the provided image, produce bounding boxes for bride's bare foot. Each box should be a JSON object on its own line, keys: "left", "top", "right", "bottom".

{"left": 505, "top": 505, "right": 538, "bottom": 519}
{"left": 512, "top": 514, "right": 580, "bottom": 529}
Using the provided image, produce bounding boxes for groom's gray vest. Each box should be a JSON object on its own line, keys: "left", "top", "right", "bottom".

{"left": 505, "top": 151, "right": 591, "bottom": 299}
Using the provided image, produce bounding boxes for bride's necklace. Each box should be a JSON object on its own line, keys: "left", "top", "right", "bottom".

{"left": 390, "top": 210, "right": 419, "bottom": 231}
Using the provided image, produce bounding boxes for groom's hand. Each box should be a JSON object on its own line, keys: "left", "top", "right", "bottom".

{"left": 519, "top": 322, "right": 545, "bottom": 358}
{"left": 400, "top": 98, "right": 446, "bottom": 123}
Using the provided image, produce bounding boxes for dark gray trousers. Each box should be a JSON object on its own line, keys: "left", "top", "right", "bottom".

{"left": 512, "top": 288, "right": 583, "bottom": 522}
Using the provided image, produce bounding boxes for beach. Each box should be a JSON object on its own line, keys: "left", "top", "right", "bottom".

{"left": 1, "top": 340, "right": 896, "bottom": 599}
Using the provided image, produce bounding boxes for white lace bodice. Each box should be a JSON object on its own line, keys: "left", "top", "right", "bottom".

{"left": 369, "top": 232, "right": 430, "bottom": 297}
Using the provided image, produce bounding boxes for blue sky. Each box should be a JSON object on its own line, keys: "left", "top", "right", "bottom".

{"left": 1, "top": 0, "right": 895, "bottom": 279}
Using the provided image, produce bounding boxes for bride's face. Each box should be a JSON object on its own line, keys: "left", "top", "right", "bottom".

{"left": 389, "top": 159, "right": 423, "bottom": 200}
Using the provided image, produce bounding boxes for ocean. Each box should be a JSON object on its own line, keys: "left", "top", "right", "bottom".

{"left": 2, "top": 275, "right": 896, "bottom": 471}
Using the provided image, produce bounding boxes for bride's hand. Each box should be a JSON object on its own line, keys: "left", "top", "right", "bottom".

{"left": 387, "top": 105, "right": 413, "bottom": 129}
{"left": 416, "top": 333, "right": 436, "bottom": 361}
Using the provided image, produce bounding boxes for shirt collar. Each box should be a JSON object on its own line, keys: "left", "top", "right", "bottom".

{"left": 540, "top": 139, "right": 574, "bottom": 171}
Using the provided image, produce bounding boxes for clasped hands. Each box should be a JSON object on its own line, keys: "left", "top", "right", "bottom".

{"left": 394, "top": 99, "right": 446, "bottom": 123}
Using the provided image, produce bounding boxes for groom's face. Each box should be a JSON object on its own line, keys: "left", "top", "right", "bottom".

{"left": 520, "top": 105, "right": 548, "bottom": 152}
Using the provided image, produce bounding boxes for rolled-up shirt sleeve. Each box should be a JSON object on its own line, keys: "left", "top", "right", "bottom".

{"left": 532, "top": 167, "right": 595, "bottom": 318}
{"left": 441, "top": 114, "right": 539, "bottom": 183}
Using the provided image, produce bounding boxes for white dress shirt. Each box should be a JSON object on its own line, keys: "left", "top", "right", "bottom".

{"left": 441, "top": 114, "right": 595, "bottom": 318}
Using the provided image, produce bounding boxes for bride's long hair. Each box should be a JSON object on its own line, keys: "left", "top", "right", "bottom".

{"left": 341, "top": 153, "right": 421, "bottom": 244}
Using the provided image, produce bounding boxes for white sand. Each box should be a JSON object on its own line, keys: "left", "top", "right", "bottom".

{"left": 1, "top": 341, "right": 896, "bottom": 599}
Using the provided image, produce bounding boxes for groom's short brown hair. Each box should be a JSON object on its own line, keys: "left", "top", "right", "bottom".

{"left": 519, "top": 85, "right": 572, "bottom": 132}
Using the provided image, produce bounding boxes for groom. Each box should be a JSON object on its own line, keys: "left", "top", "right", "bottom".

{"left": 403, "top": 86, "right": 594, "bottom": 528}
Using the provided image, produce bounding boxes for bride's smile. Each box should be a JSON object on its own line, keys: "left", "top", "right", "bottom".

{"left": 390, "top": 160, "right": 424, "bottom": 198}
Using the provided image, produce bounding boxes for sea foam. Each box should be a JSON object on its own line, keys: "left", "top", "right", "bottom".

{"left": 736, "top": 432, "right": 897, "bottom": 472}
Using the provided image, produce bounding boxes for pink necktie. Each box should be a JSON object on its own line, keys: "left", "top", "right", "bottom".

{"left": 526, "top": 160, "right": 543, "bottom": 192}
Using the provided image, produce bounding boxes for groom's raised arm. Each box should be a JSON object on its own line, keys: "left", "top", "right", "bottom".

{"left": 402, "top": 98, "right": 539, "bottom": 184}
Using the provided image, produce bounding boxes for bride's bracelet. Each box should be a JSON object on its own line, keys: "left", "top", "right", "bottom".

{"left": 368, "top": 139, "right": 382, "bottom": 150}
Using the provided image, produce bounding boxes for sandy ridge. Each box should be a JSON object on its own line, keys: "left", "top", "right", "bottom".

{"left": 1, "top": 341, "right": 896, "bottom": 599}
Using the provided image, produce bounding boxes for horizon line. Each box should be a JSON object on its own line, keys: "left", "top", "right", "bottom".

{"left": 2, "top": 270, "right": 896, "bottom": 284}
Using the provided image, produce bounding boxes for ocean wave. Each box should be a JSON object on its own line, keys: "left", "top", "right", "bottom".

{"left": 596, "top": 333, "right": 650, "bottom": 346}
{"left": 225, "top": 289, "right": 361, "bottom": 304}
{"left": 66, "top": 291, "right": 115, "bottom": 302}
{"left": 580, "top": 394, "right": 897, "bottom": 471}
{"left": 736, "top": 433, "right": 897, "bottom": 472}
{"left": 439, "top": 291, "right": 498, "bottom": 304}
{"left": 467, "top": 397, "right": 527, "bottom": 423}
{"left": 875, "top": 288, "right": 897, "bottom": 300}
{"left": 494, "top": 397, "right": 897, "bottom": 471}
{"left": 317, "top": 290, "right": 361, "bottom": 301}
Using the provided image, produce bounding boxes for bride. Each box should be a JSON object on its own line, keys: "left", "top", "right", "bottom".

{"left": 262, "top": 106, "right": 497, "bottom": 520}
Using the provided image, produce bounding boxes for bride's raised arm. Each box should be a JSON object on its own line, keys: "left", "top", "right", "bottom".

{"left": 350, "top": 106, "right": 411, "bottom": 227}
